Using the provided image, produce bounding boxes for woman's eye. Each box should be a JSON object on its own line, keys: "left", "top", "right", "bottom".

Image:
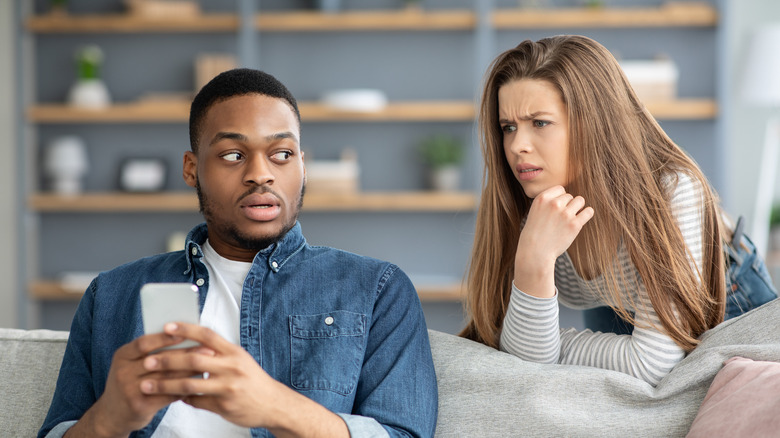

{"left": 501, "top": 124, "right": 516, "bottom": 133}
{"left": 221, "top": 152, "right": 242, "bottom": 162}
{"left": 533, "top": 120, "right": 550, "bottom": 128}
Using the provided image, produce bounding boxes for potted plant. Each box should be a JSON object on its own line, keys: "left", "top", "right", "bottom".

{"left": 49, "top": 0, "right": 68, "bottom": 15}
{"left": 769, "top": 203, "right": 780, "bottom": 251}
{"left": 67, "top": 45, "right": 111, "bottom": 109}
{"left": 418, "top": 134, "right": 464, "bottom": 191}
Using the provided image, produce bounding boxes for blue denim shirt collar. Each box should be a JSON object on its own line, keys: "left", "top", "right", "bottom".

{"left": 184, "top": 221, "right": 306, "bottom": 275}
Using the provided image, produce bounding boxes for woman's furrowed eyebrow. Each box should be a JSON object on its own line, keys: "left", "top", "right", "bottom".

{"left": 499, "top": 111, "right": 555, "bottom": 123}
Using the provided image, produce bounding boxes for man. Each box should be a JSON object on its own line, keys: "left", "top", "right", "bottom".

{"left": 39, "top": 68, "right": 438, "bottom": 438}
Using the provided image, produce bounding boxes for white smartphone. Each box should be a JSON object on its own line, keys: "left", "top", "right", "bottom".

{"left": 140, "top": 282, "right": 200, "bottom": 350}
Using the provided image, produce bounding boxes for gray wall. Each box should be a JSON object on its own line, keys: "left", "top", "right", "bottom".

{"left": 723, "top": 2, "right": 780, "bottom": 245}
{"left": 0, "top": 0, "right": 18, "bottom": 328}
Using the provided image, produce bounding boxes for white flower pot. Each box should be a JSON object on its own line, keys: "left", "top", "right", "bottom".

{"left": 430, "top": 165, "right": 461, "bottom": 192}
{"left": 68, "top": 79, "right": 111, "bottom": 109}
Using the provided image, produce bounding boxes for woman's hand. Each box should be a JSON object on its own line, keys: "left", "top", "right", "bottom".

{"left": 514, "top": 185, "right": 594, "bottom": 298}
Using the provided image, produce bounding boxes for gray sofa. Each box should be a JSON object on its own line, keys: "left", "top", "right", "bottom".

{"left": 4, "top": 299, "right": 780, "bottom": 437}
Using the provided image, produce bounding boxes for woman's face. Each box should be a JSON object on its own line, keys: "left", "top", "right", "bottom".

{"left": 498, "top": 79, "right": 570, "bottom": 199}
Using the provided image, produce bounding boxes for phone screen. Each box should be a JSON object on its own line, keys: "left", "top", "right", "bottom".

{"left": 140, "top": 282, "right": 200, "bottom": 350}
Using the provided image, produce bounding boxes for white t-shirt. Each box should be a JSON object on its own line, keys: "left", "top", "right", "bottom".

{"left": 152, "top": 240, "right": 253, "bottom": 438}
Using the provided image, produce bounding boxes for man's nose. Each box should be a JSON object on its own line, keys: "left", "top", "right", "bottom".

{"left": 244, "top": 155, "right": 274, "bottom": 186}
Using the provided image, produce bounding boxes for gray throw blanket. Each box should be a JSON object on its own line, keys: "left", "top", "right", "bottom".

{"left": 430, "top": 299, "right": 780, "bottom": 437}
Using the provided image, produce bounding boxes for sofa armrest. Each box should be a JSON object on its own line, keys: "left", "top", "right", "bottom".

{"left": 0, "top": 328, "right": 69, "bottom": 437}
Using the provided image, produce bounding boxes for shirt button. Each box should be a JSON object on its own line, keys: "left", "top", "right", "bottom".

{"left": 191, "top": 247, "right": 198, "bottom": 256}
{"left": 271, "top": 261, "right": 279, "bottom": 269}
{"left": 325, "top": 316, "right": 334, "bottom": 325}
{"left": 195, "top": 278, "right": 205, "bottom": 287}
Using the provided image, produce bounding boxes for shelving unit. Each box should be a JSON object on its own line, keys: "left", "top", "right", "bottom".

{"left": 26, "top": 13, "right": 239, "bottom": 32}
{"left": 19, "top": 1, "right": 721, "bottom": 334}
{"left": 27, "top": 98, "right": 716, "bottom": 123}
{"left": 26, "top": 4, "right": 717, "bottom": 33}
{"left": 27, "top": 100, "right": 477, "bottom": 123}
{"left": 29, "top": 280, "right": 465, "bottom": 302}
{"left": 28, "top": 191, "right": 477, "bottom": 213}
{"left": 492, "top": 3, "right": 717, "bottom": 28}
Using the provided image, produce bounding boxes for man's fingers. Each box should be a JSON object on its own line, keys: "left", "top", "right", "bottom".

{"left": 115, "top": 332, "right": 188, "bottom": 360}
{"left": 140, "top": 375, "right": 218, "bottom": 396}
{"left": 144, "top": 348, "right": 217, "bottom": 374}
{"left": 163, "top": 322, "right": 233, "bottom": 353}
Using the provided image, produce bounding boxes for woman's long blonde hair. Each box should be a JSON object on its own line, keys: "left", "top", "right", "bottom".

{"left": 460, "top": 35, "right": 725, "bottom": 352}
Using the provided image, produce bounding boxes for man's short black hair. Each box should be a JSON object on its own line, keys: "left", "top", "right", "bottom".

{"left": 189, "top": 68, "right": 301, "bottom": 152}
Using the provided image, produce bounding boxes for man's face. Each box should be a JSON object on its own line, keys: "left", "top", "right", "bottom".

{"left": 183, "top": 94, "right": 305, "bottom": 262}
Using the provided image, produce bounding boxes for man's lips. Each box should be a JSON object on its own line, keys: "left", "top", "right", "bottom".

{"left": 239, "top": 192, "right": 281, "bottom": 221}
{"left": 240, "top": 192, "right": 280, "bottom": 209}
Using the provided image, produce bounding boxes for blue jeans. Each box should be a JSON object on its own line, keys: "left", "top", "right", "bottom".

{"left": 584, "top": 234, "right": 778, "bottom": 334}
{"left": 724, "top": 233, "right": 778, "bottom": 319}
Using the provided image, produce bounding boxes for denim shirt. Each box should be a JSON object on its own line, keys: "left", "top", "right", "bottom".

{"left": 39, "top": 222, "right": 438, "bottom": 438}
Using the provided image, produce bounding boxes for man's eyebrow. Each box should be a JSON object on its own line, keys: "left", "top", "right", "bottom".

{"left": 267, "top": 131, "right": 299, "bottom": 143}
{"left": 208, "top": 131, "right": 299, "bottom": 147}
{"left": 209, "top": 131, "right": 247, "bottom": 146}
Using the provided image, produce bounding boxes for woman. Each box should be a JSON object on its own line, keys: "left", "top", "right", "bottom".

{"left": 460, "top": 35, "right": 728, "bottom": 386}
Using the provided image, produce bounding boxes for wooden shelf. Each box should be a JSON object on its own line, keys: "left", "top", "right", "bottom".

{"left": 27, "top": 100, "right": 476, "bottom": 123}
{"left": 27, "top": 98, "right": 716, "bottom": 123}
{"left": 416, "top": 283, "right": 466, "bottom": 302}
{"left": 28, "top": 191, "right": 478, "bottom": 213}
{"left": 256, "top": 9, "right": 475, "bottom": 31}
{"left": 644, "top": 99, "right": 718, "bottom": 120}
{"left": 26, "top": 4, "right": 716, "bottom": 34}
{"left": 26, "top": 13, "right": 239, "bottom": 33}
{"left": 29, "top": 280, "right": 464, "bottom": 302}
{"left": 493, "top": 3, "right": 717, "bottom": 29}
{"left": 27, "top": 101, "right": 192, "bottom": 123}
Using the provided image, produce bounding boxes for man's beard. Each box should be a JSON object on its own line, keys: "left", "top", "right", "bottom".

{"left": 195, "top": 179, "right": 305, "bottom": 252}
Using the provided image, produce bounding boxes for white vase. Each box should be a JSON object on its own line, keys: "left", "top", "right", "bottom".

{"left": 44, "top": 136, "right": 89, "bottom": 195}
{"left": 68, "top": 79, "right": 111, "bottom": 109}
{"left": 430, "top": 165, "right": 461, "bottom": 192}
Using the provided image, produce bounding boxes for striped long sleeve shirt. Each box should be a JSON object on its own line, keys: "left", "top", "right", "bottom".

{"left": 500, "top": 172, "right": 704, "bottom": 386}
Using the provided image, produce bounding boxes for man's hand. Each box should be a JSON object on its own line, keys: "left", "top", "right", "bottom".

{"left": 65, "top": 330, "right": 202, "bottom": 438}
{"left": 140, "top": 322, "right": 350, "bottom": 438}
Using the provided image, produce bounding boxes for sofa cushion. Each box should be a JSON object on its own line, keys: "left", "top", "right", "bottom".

{"left": 0, "top": 328, "right": 69, "bottom": 438}
{"left": 686, "top": 356, "right": 780, "bottom": 437}
{"left": 430, "top": 298, "right": 780, "bottom": 437}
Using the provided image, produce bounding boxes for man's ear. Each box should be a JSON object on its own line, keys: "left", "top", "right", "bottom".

{"left": 183, "top": 150, "right": 198, "bottom": 188}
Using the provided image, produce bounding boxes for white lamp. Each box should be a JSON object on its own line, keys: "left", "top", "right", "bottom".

{"left": 742, "top": 24, "right": 780, "bottom": 256}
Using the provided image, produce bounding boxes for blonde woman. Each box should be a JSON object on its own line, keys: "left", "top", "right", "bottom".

{"left": 460, "top": 35, "right": 769, "bottom": 386}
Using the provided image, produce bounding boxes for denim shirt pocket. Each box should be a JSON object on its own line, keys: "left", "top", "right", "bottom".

{"left": 289, "top": 310, "right": 366, "bottom": 395}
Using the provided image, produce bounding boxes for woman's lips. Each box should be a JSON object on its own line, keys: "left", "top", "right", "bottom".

{"left": 515, "top": 164, "right": 542, "bottom": 181}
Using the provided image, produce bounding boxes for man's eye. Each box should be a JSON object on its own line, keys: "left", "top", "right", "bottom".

{"left": 501, "top": 125, "right": 516, "bottom": 133}
{"left": 533, "top": 120, "right": 550, "bottom": 128}
{"left": 221, "top": 152, "right": 242, "bottom": 162}
{"left": 272, "top": 151, "right": 292, "bottom": 161}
